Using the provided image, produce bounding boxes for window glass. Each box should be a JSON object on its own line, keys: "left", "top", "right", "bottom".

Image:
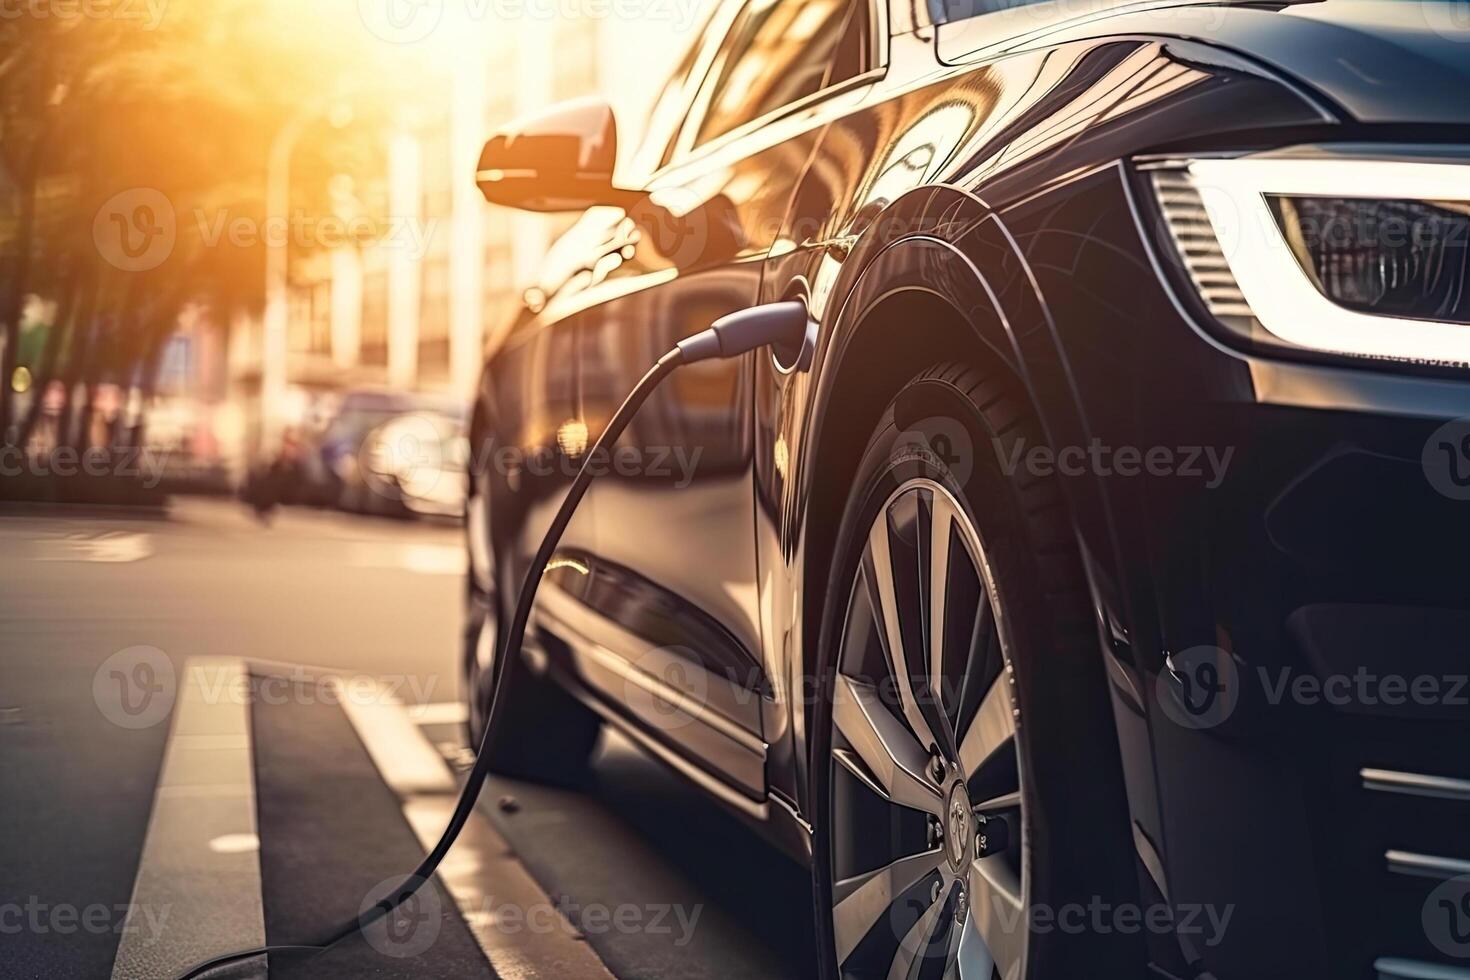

{"left": 930, "top": 0, "right": 1122, "bottom": 62}
{"left": 632, "top": 13, "right": 717, "bottom": 174}
{"left": 691, "top": 0, "right": 865, "bottom": 149}
{"left": 928, "top": 0, "right": 1053, "bottom": 24}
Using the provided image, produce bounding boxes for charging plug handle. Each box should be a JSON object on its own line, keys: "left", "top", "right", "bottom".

{"left": 676, "top": 300, "right": 810, "bottom": 365}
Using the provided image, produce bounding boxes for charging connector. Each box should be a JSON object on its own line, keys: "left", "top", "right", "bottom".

{"left": 676, "top": 300, "right": 810, "bottom": 366}
{"left": 175, "top": 301, "right": 810, "bottom": 979}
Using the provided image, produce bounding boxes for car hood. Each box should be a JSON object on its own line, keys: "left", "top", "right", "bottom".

{"left": 966, "top": 0, "right": 1470, "bottom": 126}
{"left": 1219, "top": 0, "right": 1470, "bottom": 125}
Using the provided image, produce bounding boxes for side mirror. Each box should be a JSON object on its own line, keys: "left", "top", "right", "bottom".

{"left": 476, "top": 97, "right": 641, "bottom": 213}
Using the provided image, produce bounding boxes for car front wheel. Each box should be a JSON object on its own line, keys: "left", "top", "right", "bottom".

{"left": 811, "top": 361, "right": 1138, "bottom": 979}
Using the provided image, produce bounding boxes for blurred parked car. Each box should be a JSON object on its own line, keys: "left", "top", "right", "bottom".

{"left": 310, "top": 387, "right": 464, "bottom": 517}
{"left": 244, "top": 389, "right": 466, "bottom": 518}
{"left": 360, "top": 409, "right": 469, "bottom": 519}
{"left": 305, "top": 389, "right": 419, "bottom": 514}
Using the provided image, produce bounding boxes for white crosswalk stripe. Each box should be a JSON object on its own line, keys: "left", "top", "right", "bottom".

{"left": 110, "top": 659, "right": 609, "bottom": 980}
{"left": 337, "top": 676, "right": 616, "bottom": 980}
{"left": 111, "top": 659, "right": 266, "bottom": 980}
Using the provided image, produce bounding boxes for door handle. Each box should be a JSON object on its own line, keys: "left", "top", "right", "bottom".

{"left": 826, "top": 199, "right": 888, "bottom": 260}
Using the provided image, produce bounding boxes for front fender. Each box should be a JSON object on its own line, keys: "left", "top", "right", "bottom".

{"left": 769, "top": 189, "right": 1143, "bottom": 823}
{"left": 805, "top": 190, "right": 1129, "bottom": 618}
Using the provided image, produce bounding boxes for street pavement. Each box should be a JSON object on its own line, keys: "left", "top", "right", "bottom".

{"left": 0, "top": 498, "right": 812, "bottom": 979}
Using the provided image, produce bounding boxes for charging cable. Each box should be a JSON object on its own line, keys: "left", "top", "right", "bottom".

{"left": 174, "top": 300, "right": 811, "bottom": 979}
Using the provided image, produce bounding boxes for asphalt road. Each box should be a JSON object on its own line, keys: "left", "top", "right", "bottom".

{"left": 0, "top": 498, "right": 812, "bottom": 980}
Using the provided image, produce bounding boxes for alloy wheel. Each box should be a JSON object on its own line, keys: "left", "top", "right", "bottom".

{"left": 829, "top": 478, "right": 1027, "bottom": 980}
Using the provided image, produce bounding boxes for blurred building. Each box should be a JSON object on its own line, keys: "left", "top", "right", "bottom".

{"left": 220, "top": 12, "right": 699, "bottom": 468}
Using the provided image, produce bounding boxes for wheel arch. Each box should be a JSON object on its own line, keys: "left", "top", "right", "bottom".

{"left": 792, "top": 217, "right": 1118, "bottom": 792}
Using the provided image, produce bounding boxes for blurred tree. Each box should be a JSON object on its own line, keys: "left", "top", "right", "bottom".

{"left": 0, "top": 11, "right": 104, "bottom": 437}
{"left": 0, "top": 0, "right": 403, "bottom": 450}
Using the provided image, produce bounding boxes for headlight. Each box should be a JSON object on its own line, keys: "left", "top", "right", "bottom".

{"left": 1142, "top": 150, "right": 1470, "bottom": 368}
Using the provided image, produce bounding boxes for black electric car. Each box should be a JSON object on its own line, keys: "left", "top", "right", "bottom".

{"left": 463, "top": 2, "right": 1470, "bottom": 977}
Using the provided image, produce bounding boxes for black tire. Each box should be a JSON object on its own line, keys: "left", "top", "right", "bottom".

{"left": 810, "top": 361, "right": 1138, "bottom": 979}
{"left": 463, "top": 512, "right": 600, "bottom": 786}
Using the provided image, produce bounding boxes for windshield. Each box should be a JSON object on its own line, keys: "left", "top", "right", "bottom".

{"left": 929, "top": 0, "right": 1055, "bottom": 24}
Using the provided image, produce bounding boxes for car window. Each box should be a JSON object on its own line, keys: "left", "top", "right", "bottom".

{"left": 928, "top": 0, "right": 1129, "bottom": 34}
{"left": 928, "top": 0, "right": 1053, "bottom": 22}
{"left": 929, "top": 0, "right": 1126, "bottom": 62}
{"left": 687, "top": 0, "right": 869, "bottom": 150}
{"left": 631, "top": 10, "right": 720, "bottom": 176}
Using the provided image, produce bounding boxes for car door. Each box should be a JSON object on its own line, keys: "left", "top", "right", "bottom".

{"left": 539, "top": 0, "right": 883, "bottom": 806}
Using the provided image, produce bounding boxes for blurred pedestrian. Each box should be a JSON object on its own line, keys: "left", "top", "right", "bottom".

{"left": 244, "top": 427, "right": 305, "bottom": 523}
